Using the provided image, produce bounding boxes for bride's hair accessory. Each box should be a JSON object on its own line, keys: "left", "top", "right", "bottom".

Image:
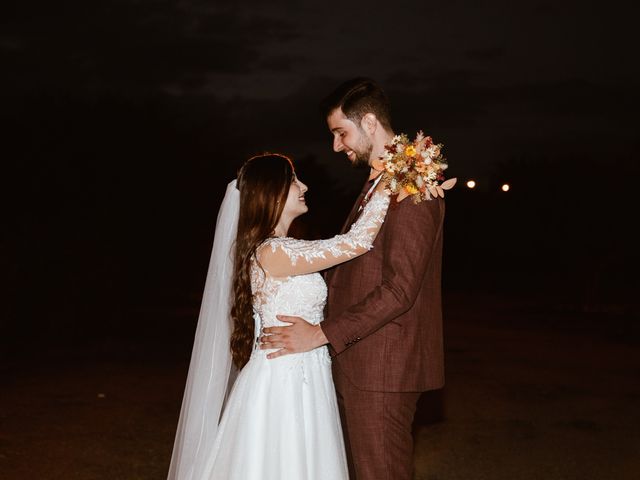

{"left": 372, "top": 131, "right": 456, "bottom": 202}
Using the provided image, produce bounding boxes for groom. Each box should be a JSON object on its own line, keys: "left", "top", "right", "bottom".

{"left": 261, "top": 78, "right": 445, "bottom": 480}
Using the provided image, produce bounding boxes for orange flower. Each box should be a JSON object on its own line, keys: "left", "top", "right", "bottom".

{"left": 404, "top": 145, "right": 417, "bottom": 157}
{"left": 415, "top": 162, "right": 427, "bottom": 173}
{"left": 405, "top": 184, "right": 418, "bottom": 195}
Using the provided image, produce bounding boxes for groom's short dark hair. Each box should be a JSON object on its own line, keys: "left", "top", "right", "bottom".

{"left": 321, "top": 78, "right": 393, "bottom": 132}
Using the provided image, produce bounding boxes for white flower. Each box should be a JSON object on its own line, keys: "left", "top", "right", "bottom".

{"left": 426, "top": 145, "right": 438, "bottom": 157}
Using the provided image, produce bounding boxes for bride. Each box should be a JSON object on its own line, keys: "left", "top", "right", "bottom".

{"left": 168, "top": 153, "right": 389, "bottom": 479}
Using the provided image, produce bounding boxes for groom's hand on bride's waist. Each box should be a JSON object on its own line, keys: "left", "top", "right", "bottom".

{"left": 259, "top": 315, "right": 329, "bottom": 359}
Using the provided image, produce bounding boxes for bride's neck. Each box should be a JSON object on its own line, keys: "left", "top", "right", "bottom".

{"left": 274, "top": 217, "right": 292, "bottom": 237}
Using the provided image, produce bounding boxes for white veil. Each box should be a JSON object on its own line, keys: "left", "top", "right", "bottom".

{"left": 167, "top": 179, "right": 239, "bottom": 480}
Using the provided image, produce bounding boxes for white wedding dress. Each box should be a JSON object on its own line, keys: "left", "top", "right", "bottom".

{"left": 201, "top": 192, "right": 389, "bottom": 480}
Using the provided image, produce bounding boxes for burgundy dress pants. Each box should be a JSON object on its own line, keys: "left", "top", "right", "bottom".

{"left": 333, "top": 366, "right": 421, "bottom": 480}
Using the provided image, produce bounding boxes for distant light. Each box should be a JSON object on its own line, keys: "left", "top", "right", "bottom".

{"left": 466, "top": 180, "right": 476, "bottom": 189}
{"left": 501, "top": 184, "right": 510, "bottom": 192}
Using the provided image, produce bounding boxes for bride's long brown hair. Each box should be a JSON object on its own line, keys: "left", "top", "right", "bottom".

{"left": 230, "top": 153, "right": 294, "bottom": 368}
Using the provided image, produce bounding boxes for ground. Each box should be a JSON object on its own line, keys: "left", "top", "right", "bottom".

{"left": 1, "top": 293, "right": 638, "bottom": 479}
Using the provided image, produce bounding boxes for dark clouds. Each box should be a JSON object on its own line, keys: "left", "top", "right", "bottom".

{"left": 5, "top": 0, "right": 637, "bottom": 96}
{"left": 1, "top": 1, "right": 302, "bottom": 94}
{"left": 2, "top": 0, "right": 638, "bottom": 176}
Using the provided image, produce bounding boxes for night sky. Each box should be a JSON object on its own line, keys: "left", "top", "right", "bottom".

{"left": 4, "top": 1, "right": 639, "bottom": 173}
{"left": 2, "top": 1, "right": 639, "bottom": 343}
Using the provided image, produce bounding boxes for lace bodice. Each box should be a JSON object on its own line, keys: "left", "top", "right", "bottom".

{"left": 249, "top": 191, "right": 389, "bottom": 334}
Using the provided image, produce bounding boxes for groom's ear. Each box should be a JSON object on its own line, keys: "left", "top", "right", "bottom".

{"left": 360, "top": 113, "right": 378, "bottom": 135}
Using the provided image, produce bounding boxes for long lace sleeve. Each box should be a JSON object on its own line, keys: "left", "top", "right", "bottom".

{"left": 257, "top": 191, "right": 390, "bottom": 278}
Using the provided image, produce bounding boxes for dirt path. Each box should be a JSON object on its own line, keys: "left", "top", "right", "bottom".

{"left": 415, "top": 295, "right": 640, "bottom": 479}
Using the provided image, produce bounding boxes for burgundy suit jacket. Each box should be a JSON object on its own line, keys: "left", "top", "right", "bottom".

{"left": 322, "top": 180, "right": 445, "bottom": 392}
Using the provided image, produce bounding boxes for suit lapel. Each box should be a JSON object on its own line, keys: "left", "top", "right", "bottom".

{"left": 340, "top": 179, "right": 372, "bottom": 234}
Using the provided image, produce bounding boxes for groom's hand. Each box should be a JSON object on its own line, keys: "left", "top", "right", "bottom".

{"left": 259, "top": 315, "right": 328, "bottom": 359}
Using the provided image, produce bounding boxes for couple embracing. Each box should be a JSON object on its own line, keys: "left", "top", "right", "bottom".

{"left": 168, "top": 78, "right": 446, "bottom": 480}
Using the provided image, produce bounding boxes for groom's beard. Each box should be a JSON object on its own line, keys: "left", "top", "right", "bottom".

{"left": 353, "top": 139, "right": 373, "bottom": 167}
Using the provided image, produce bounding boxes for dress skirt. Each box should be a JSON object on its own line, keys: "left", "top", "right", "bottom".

{"left": 203, "top": 346, "right": 349, "bottom": 480}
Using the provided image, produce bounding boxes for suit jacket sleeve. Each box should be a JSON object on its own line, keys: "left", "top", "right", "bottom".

{"left": 322, "top": 196, "right": 444, "bottom": 354}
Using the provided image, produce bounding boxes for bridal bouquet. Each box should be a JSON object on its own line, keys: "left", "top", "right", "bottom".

{"left": 373, "top": 131, "right": 456, "bottom": 203}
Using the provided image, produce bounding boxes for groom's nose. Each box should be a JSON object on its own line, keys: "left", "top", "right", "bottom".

{"left": 333, "top": 135, "right": 343, "bottom": 153}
